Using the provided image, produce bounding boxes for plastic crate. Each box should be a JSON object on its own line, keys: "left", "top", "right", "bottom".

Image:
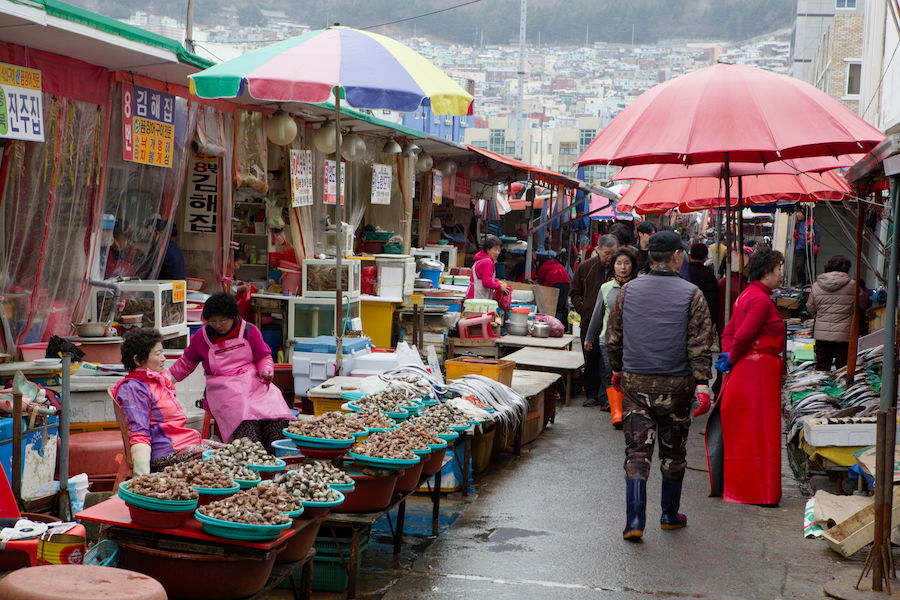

{"left": 309, "top": 396, "right": 351, "bottom": 415}
{"left": 445, "top": 357, "right": 515, "bottom": 386}
{"left": 382, "top": 243, "right": 404, "bottom": 254}
{"left": 314, "top": 531, "right": 370, "bottom": 556}
{"left": 364, "top": 231, "right": 394, "bottom": 242}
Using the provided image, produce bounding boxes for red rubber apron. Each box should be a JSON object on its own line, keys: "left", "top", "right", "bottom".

{"left": 708, "top": 333, "right": 783, "bottom": 505}
{"left": 202, "top": 321, "right": 295, "bottom": 442}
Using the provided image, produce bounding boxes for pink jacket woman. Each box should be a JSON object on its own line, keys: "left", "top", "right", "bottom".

{"left": 466, "top": 236, "right": 511, "bottom": 312}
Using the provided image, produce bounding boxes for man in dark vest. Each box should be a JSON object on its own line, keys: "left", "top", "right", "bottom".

{"left": 606, "top": 230, "right": 715, "bottom": 542}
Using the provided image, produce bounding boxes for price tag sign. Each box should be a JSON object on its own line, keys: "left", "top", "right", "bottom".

{"left": 371, "top": 163, "right": 392, "bottom": 205}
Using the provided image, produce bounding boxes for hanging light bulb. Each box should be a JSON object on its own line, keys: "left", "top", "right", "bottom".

{"left": 401, "top": 141, "right": 420, "bottom": 157}
{"left": 265, "top": 110, "right": 297, "bottom": 146}
{"left": 341, "top": 133, "right": 364, "bottom": 161}
{"left": 382, "top": 138, "right": 402, "bottom": 154}
{"left": 313, "top": 122, "right": 340, "bottom": 154}
{"left": 438, "top": 159, "right": 457, "bottom": 177}
{"left": 416, "top": 152, "right": 433, "bottom": 173}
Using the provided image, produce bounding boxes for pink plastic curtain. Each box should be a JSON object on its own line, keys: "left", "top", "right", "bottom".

{"left": 101, "top": 83, "right": 197, "bottom": 281}
{"left": 0, "top": 95, "right": 106, "bottom": 351}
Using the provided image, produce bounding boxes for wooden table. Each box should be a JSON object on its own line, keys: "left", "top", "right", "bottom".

{"left": 447, "top": 337, "right": 499, "bottom": 359}
{"left": 504, "top": 348, "right": 584, "bottom": 406}
{"left": 497, "top": 333, "right": 578, "bottom": 353}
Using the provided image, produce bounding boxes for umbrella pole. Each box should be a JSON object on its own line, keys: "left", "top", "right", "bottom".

{"left": 846, "top": 197, "right": 866, "bottom": 385}
{"left": 737, "top": 176, "right": 745, "bottom": 293}
{"left": 724, "top": 154, "right": 733, "bottom": 323}
{"left": 334, "top": 88, "right": 344, "bottom": 373}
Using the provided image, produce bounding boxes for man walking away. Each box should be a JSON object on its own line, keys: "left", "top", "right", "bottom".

{"left": 571, "top": 234, "right": 618, "bottom": 407}
{"left": 793, "top": 207, "right": 819, "bottom": 286}
{"left": 606, "top": 231, "right": 715, "bottom": 541}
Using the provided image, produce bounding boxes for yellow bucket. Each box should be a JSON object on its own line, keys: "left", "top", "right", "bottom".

{"left": 37, "top": 532, "right": 85, "bottom": 565}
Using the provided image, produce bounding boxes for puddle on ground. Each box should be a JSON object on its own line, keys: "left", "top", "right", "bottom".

{"left": 473, "top": 527, "right": 549, "bottom": 551}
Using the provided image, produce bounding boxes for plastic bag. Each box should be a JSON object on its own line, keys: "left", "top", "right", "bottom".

{"left": 533, "top": 313, "right": 564, "bottom": 337}
{"left": 395, "top": 341, "right": 427, "bottom": 370}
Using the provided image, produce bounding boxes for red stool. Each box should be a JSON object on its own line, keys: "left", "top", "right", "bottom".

{"left": 67, "top": 431, "right": 123, "bottom": 479}
{"left": 458, "top": 312, "right": 498, "bottom": 339}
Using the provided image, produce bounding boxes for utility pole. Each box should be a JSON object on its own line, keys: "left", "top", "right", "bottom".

{"left": 184, "top": 0, "right": 194, "bottom": 52}
{"left": 514, "top": 0, "right": 526, "bottom": 160}
{"left": 585, "top": 23, "right": 589, "bottom": 47}
{"left": 631, "top": 23, "right": 635, "bottom": 46}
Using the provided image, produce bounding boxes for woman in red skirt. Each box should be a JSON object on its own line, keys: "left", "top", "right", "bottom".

{"left": 706, "top": 248, "right": 785, "bottom": 505}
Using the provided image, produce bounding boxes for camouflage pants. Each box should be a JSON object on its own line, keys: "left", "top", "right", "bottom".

{"left": 623, "top": 389, "right": 693, "bottom": 481}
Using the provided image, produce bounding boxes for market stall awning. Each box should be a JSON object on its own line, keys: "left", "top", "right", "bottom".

{"left": 466, "top": 145, "right": 618, "bottom": 199}
{"left": 0, "top": 0, "right": 212, "bottom": 82}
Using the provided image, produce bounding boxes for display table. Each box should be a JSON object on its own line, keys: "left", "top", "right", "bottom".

{"left": 77, "top": 496, "right": 298, "bottom": 557}
{"left": 497, "top": 333, "right": 578, "bottom": 352}
{"left": 502, "top": 348, "right": 584, "bottom": 405}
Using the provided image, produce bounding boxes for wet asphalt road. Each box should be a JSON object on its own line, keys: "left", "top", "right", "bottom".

{"left": 375, "top": 399, "right": 847, "bottom": 600}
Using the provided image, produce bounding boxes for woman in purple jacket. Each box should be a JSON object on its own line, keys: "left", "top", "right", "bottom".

{"left": 169, "top": 293, "right": 295, "bottom": 452}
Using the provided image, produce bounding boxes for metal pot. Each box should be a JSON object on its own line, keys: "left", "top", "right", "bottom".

{"left": 74, "top": 322, "right": 107, "bottom": 337}
{"left": 507, "top": 322, "right": 528, "bottom": 336}
{"left": 529, "top": 321, "right": 550, "bottom": 338}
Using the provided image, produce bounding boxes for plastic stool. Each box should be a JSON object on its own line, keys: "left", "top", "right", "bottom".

{"left": 0, "top": 565, "right": 166, "bottom": 600}
{"left": 458, "top": 312, "right": 498, "bottom": 339}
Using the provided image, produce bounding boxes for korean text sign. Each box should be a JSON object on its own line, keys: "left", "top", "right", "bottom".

{"left": 0, "top": 63, "right": 43, "bottom": 142}
{"left": 290, "top": 149, "right": 313, "bottom": 207}
{"left": 184, "top": 152, "right": 219, "bottom": 234}
{"left": 371, "top": 163, "right": 392, "bottom": 205}
{"left": 324, "top": 159, "right": 346, "bottom": 205}
{"left": 123, "top": 83, "right": 175, "bottom": 168}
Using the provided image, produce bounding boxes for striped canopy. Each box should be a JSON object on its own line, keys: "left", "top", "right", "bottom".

{"left": 188, "top": 26, "right": 473, "bottom": 115}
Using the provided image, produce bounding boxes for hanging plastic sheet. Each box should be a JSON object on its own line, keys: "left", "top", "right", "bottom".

{"left": 234, "top": 110, "right": 268, "bottom": 194}
{"left": 101, "top": 84, "right": 197, "bottom": 282}
{"left": 0, "top": 95, "right": 106, "bottom": 350}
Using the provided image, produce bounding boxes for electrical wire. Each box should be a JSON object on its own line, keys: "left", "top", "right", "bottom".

{"left": 359, "top": 0, "right": 482, "bottom": 30}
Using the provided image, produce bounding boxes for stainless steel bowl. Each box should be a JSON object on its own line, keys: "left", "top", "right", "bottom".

{"left": 507, "top": 322, "right": 528, "bottom": 336}
{"left": 75, "top": 322, "right": 107, "bottom": 337}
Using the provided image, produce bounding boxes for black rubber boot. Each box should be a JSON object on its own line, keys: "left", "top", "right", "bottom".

{"left": 660, "top": 477, "right": 687, "bottom": 530}
{"left": 623, "top": 478, "right": 646, "bottom": 541}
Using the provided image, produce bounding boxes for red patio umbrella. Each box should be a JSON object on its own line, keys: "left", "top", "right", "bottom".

{"left": 614, "top": 165, "right": 853, "bottom": 214}
{"left": 576, "top": 63, "right": 884, "bottom": 168}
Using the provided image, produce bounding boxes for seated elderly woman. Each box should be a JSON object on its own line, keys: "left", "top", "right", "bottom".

{"left": 111, "top": 328, "right": 220, "bottom": 474}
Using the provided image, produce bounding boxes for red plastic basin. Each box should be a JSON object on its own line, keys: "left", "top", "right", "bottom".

{"left": 394, "top": 460, "right": 426, "bottom": 493}
{"left": 336, "top": 472, "right": 399, "bottom": 513}
{"left": 420, "top": 447, "right": 447, "bottom": 477}
{"left": 276, "top": 515, "right": 325, "bottom": 563}
{"left": 127, "top": 504, "right": 192, "bottom": 529}
{"left": 117, "top": 542, "right": 277, "bottom": 600}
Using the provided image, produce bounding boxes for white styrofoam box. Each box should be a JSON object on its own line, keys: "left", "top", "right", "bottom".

{"left": 292, "top": 348, "right": 370, "bottom": 395}
{"left": 511, "top": 289, "right": 534, "bottom": 303}
{"left": 802, "top": 417, "right": 895, "bottom": 447}
{"left": 349, "top": 351, "right": 400, "bottom": 377}
{"left": 376, "top": 255, "right": 415, "bottom": 297}
{"left": 302, "top": 258, "right": 361, "bottom": 298}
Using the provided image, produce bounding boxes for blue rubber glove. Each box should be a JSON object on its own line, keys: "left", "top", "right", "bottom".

{"left": 715, "top": 352, "right": 733, "bottom": 373}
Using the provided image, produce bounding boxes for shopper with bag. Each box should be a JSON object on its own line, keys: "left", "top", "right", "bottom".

{"left": 606, "top": 231, "right": 716, "bottom": 541}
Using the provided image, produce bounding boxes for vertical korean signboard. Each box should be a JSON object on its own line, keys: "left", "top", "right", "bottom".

{"left": 324, "top": 159, "right": 346, "bottom": 205}
{"left": 290, "top": 149, "right": 313, "bottom": 207}
{"left": 123, "top": 83, "right": 175, "bottom": 167}
{"left": 432, "top": 169, "right": 443, "bottom": 205}
{"left": 184, "top": 153, "right": 219, "bottom": 234}
{"left": 453, "top": 174, "right": 472, "bottom": 208}
{"left": 0, "top": 63, "right": 44, "bottom": 142}
{"left": 371, "top": 163, "right": 392, "bottom": 205}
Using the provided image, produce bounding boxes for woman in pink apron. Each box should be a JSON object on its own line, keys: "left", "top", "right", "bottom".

{"left": 169, "top": 293, "right": 295, "bottom": 452}
{"left": 466, "top": 235, "right": 511, "bottom": 312}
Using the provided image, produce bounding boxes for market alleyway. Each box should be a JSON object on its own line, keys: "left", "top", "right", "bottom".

{"left": 368, "top": 396, "right": 851, "bottom": 600}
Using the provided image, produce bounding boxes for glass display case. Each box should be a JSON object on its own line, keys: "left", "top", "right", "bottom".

{"left": 94, "top": 280, "right": 188, "bottom": 338}
{"left": 302, "top": 259, "right": 361, "bottom": 298}
{"left": 288, "top": 296, "right": 360, "bottom": 339}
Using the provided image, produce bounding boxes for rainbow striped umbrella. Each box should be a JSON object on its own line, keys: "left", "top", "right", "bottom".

{"left": 188, "top": 25, "right": 473, "bottom": 115}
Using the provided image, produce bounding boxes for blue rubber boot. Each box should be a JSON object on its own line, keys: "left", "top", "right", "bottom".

{"left": 623, "top": 478, "right": 646, "bottom": 541}
{"left": 660, "top": 477, "right": 687, "bottom": 530}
